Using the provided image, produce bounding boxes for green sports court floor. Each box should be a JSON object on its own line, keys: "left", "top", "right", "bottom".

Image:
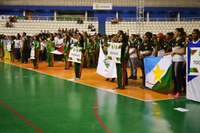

{"left": 0, "top": 62, "right": 200, "bottom": 133}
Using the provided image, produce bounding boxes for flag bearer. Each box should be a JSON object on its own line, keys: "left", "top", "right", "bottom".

{"left": 46, "top": 34, "right": 55, "bottom": 67}
{"left": 115, "top": 30, "right": 129, "bottom": 89}
{"left": 138, "top": 34, "right": 153, "bottom": 89}
{"left": 31, "top": 35, "right": 40, "bottom": 69}
{"left": 73, "top": 33, "right": 85, "bottom": 80}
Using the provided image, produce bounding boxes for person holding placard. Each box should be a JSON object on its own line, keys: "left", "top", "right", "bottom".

{"left": 115, "top": 30, "right": 129, "bottom": 89}
{"left": 31, "top": 35, "right": 40, "bottom": 69}
{"left": 165, "top": 28, "right": 186, "bottom": 98}
{"left": 4, "top": 36, "right": 12, "bottom": 62}
{"left": 138, "top": 34, "right": 153, "bottom": 89}
{"left": 187, "top": 29, "right": 200, "bottom": 102}
{"left": 73, "top": 33, "right": 84, "bottom": 80}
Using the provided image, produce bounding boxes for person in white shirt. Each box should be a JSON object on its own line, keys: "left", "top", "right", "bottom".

{"left": 165, "top": 28, "right": 186, "bottom": 98}
{"left": 129, "top": 34, "right": 138, "bottom": 80}
{"left": 54, "top": 33, "right": 63, "bottom": 61}
{"left": 14, "top": 33, "right": 21, "bottom": 61}
{"left": 39, "top": 37, "right": 47, "bottom": 61}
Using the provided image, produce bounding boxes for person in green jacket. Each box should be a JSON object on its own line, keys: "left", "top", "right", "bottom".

{"left": 73, "top": 33, "right": 85, "bottom": 80}
{"left": 31, "top": 35, "right": 40, "bottom": 69}
{"left": 63, "top": 34, "right": 72, "bottom": 70}
{"left": 115, "top": 30, "right": 129, "bottom": 89}
{"left": 0, "top": 35, "right": 4, "bottom": 59}
{"left": 46, "top": 34, "right": 55, "bottom": 67}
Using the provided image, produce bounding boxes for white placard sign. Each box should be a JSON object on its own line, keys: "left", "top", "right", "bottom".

{"left": 68, "top": 46, "right": 82, "bottom": 63}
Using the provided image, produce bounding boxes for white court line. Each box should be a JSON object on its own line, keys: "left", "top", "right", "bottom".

{"left": 1, "top": 61, "right": 176, "bottom": 102}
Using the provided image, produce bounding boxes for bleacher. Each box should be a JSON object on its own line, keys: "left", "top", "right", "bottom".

{"left": 106, "top": 21, "right": 200, "bottom": 35}
{"left": 1, "top": 0, "right": 199, "bottom": 7}
{"left": 0, "top": 19, "right": 98, "bottom": 36}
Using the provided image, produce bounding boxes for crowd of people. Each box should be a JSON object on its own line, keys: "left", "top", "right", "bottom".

{"left": 0, "top": 27, "right": 199, "bottom": 98}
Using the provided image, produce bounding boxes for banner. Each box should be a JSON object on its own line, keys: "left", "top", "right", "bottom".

{"left": 93, "top": 3, "right": 112, "bottom": 10}
{"left": 144, "top": 55, "right": 172, "bottom": 90}
{"left": 4, "top": 51, "right": 11, "bottom": 62}
{"left": 6, "top": 42, "right": 11, "bottom": 52}
{"left": 50, "top": 45, "right": 63, "bottom": 55}
{"left": 189, "top": 48, "right": 200, "bottom": 75}
{"left": 187, "top": 41, "right": 200, "bottom": 102}
{"left": 96, "top": 45, "right": 117, "bottom": 78}
{"left": 68, "top": 46, "right": 82, "bottom": 63}
{"left": 30, "top": 47, "right": 35, "bottom": 59}
{"left": 107, "top": 42, "right": 122, "bottom": 64}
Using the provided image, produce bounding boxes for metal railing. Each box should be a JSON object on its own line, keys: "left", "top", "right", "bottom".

{"left": 1, "top": 0, "right": 199, "bottom": 7}
{"left": 0, "top": 15, "right": 98, "bottom": 22}
{"left": 106, "top": 17, "right": 200, "bottom": 22}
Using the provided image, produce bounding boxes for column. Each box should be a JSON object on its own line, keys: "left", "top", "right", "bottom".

{"left": 85, "top": 11, "right": 88, "bottom": 21}
{"left": 54, "top": 10, "right": 57, "bottom": 21}
{"left": 147, "top": 11, "right": 150, "bottom": 22}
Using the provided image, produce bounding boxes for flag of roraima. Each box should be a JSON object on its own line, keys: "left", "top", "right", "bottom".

{"left": 144, "top": 55, "right": 172, "bottom": 90}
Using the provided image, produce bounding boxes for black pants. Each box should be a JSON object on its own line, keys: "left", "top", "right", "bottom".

{"left": 21, "top": 49, "right": 28, "bottom": 63}
{"left": 14, "top": 48, "right": 21, "bottom": 60}
{"left": 172, "top": 62, "right": 185, "bottom": 93}
{"left": 140, "top": 58, "right": 145, "bottom": 86}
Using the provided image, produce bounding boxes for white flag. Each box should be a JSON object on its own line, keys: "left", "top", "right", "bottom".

{"left": 96, "top": 45, "right": 117, "bottom": 78}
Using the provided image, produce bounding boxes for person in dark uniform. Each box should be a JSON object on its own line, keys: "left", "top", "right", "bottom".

{"left": 138, "top": 34, "right": 153, "bottom": 89}
{"left": 21, "top": 32, "right": 29, "bottom": 63}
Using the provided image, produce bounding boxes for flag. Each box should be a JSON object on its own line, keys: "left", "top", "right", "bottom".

{"left": 187, "top": 42, "right": 200, "bottom": 102}
{"left": 96, "top": 45, "right": 117, "bottom": 78}
{"left": 50, "top": 46, "right": 64, "bottom": 55}
{"left": 144, "top": 55, "right": 172, "bottom": 90}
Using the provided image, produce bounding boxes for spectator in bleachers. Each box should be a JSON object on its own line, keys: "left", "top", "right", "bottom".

{"left": 111, "top": 18, "right": 119, "bottom": 24}
{"left": 88, "top": 24, "right": 93, "bottom": 29}
{"left": 9, "top": 16, "right": 17, "bottom": 23}
{"left": 6, "top": 21, "right": 13, "bottom": 28}
{"left": 77, "top": 19, "right": 83, "bottom": 24}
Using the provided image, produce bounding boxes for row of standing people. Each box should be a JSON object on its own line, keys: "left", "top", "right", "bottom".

{"left": 1, "top": 28, "right": 200, "bottom": 98}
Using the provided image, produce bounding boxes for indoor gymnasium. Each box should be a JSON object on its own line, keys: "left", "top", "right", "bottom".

{"left": 0, "top": 0, "right": 200, "bottom": 133}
